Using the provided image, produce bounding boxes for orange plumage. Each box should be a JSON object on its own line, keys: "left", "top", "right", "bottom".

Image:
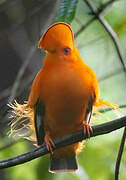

{"left": 9, "top": 22, "right": 118, "bottom": 173}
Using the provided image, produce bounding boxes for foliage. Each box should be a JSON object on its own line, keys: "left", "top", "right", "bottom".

{"left": 56, "top": 0, "right": 79, "bottom": 24}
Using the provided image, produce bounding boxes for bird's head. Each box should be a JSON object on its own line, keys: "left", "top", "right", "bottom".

{"left": 38, "top": 22, "right": 74, "bottom": 56}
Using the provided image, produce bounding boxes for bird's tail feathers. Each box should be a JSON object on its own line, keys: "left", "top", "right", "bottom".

{"left": 50, "top": 154, "right": 78, "bottom": 173}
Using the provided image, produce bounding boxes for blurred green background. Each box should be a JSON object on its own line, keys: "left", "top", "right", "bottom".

{"left": 0, "top": 0, "right": 126, "bottom": 179}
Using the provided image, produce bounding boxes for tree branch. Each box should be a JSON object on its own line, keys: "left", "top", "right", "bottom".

{"left": 98, "top": 0, "right": 117, "bottom": 14}
{"left": 75, "top": 16, "right": 95, "bottom": 38}
{"left": 8, "top": 46, "right": 36, "bottom": 103}
{"left": 0, "top": 75, "right": 33, "bottom": 101}
{"left": 74, "top": 0, "right": 116, "bottom": 38}
{"left": 115, "top": 127, "right": 126, "bottom": 180}
{"left": 0, "top": 116, "right": 126, "bottom": 169}
{"left": 99, "top": 104, "right": 126, "bottom": 113}
{"left": 83, "top": 0, "right": 126, "bottom": 73}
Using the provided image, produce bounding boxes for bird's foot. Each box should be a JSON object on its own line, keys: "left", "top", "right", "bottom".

{"left": 83, "top": 122, "right": 93, "bottom": 137}
{"left": 44, "top": 132, "right": 55, "bottom": 154}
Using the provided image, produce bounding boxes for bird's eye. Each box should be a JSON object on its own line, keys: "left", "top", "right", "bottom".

{"left": 63, "top": 47, "right": 70, "bottom": 55}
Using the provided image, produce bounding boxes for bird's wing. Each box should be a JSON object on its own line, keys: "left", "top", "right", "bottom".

{"left": 85, "top": 97, "right": 94, "bottom": 124}
{"left": 34, "top": 99, "right": 45, "bottom": 146}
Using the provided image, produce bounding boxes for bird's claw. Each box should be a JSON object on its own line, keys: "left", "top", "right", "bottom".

{"left": 83, "top": 122, "right": 93, "bottom": 137}
{"left": 44, "top": 132, "right": 55, "bottom": 154}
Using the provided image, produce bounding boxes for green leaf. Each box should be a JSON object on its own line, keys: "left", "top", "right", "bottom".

{"left": 56, "top": 0, "right": 79, "bottom": 24}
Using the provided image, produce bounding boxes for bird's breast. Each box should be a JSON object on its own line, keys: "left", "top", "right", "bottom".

{"left": 40, "top": 62, "right": 94, "bottom": 137}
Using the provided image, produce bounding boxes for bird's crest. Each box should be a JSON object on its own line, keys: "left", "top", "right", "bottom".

{"left": 38, "top": 22, "right": 74, "bottom": 51}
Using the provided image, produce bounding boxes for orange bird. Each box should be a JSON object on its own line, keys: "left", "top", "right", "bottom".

{"left": 10, "top": 22, "right": 118, "bottom": 173}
